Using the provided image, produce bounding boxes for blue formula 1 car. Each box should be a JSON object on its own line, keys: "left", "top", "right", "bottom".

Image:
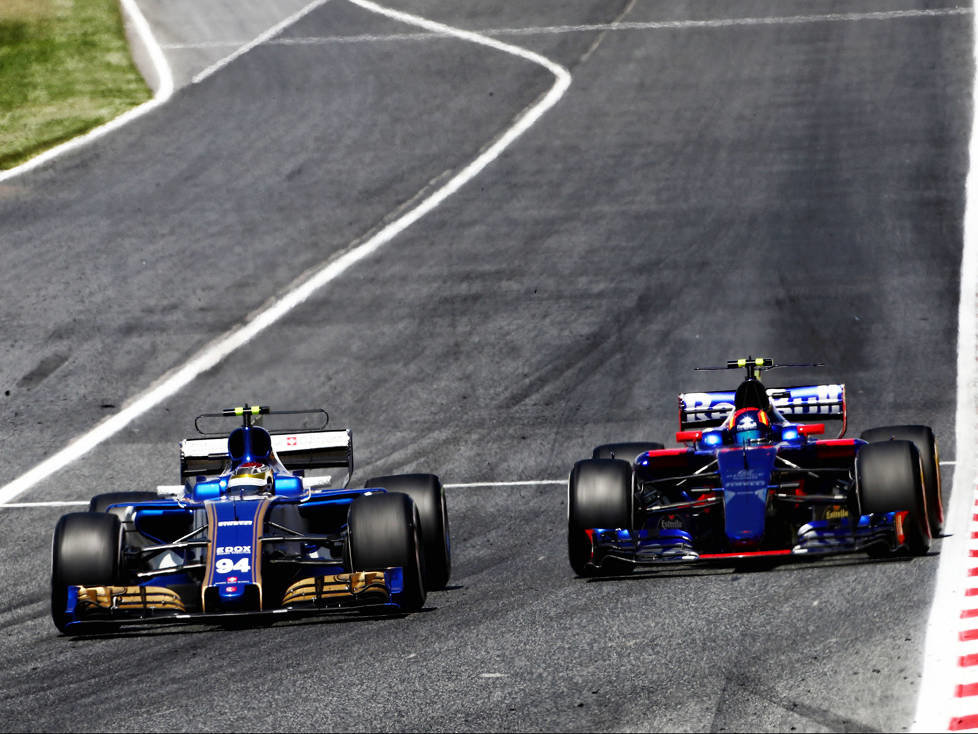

{"left": 568, "top": 358, "right": 943, "bottom": 576}
{"left": 51, "top": 406, "right": 451, "bottom": 634}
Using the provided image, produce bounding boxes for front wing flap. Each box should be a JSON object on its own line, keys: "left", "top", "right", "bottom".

{"left": 585, "top": 512, "right": 905, "bottom": 569}
{"left": 61, "top": 570, "right": 402, "bottom": 631}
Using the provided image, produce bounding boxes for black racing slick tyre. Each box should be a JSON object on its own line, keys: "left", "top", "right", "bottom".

{"left": 347, "top": 492, "right": 426, "bottom": 612}
{"left": 89, "top": 492, "right": 158, "bottom": 517}
{"left": 856, "top": 440, "right": 931, "bottom": 556}
{"left": 592, "top": 442, "right": 665, "bottom": 463}
{"left": 860, "top": 425, "right": 943, "bottom": 536}
{"left": 51, "top": 512, "right": 123, "bottom": 633}
{"left": 568, "top": 459, "right": 634, "bottom": 577}
{"left": 363, "top": 474, "right": 451, "bottom": 590}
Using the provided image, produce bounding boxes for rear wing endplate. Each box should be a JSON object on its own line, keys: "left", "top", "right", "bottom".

{"left": 180, "top": 429, "right": 353, "bottom": 483}
{"left": 678, "top": 384, "right": 847, "bottom": 436}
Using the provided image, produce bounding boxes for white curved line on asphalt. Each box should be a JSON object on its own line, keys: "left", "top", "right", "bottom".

{"left": 190, "top": 0, "right": 333, "bottom": 84}
{"left": 445, "top": 480, "right": 566, "bottom": 488}
{"left": 0, "top": 2, "right": 571, "bottom": 505}
{"left": 0, "top": 460, "right": 963, "bottom": 508}
{"left": 0, "top": 480, "right": 570, "bottom": 508}
{"left": 6, "top": 458, "right": 961, "bottom": 508}
{"left": 912, "top": 4, "right": 978, "bottom": 729}
{"left": 0, "top": 0, "right": 173, "bottom": 183}
{"left": 160, "top": 6, "right": 973, "bottom": 51}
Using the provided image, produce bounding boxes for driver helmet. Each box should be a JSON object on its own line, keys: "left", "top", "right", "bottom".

{"left": 227, "top": 462, "right": 274, "bottom": 494}
{"left": 730, "top": 407, "right": 771, "bottom": 446}
{"left": 734, "top": 378, "right": 771, "bottom": 411}
{"left": 227, "top": 425, "right": 273, "bottom": 469}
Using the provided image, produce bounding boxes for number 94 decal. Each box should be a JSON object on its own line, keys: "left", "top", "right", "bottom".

{"left": 215, "top": 557, "right": 251, "bottom": 574}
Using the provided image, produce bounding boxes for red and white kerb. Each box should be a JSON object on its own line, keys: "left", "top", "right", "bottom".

{"left": 917, "top": 476, "right": 978, "bottom": 733}
{"left": 947, "top": 494, "right": 978, "bottom": 731}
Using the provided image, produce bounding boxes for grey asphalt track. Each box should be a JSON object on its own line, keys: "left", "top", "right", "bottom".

{"left": 0, "top": 0, "right": 971, "bottom": 730}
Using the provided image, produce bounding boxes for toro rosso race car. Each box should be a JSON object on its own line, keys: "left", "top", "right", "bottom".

{"left": 568, "top": 358, "right": 943, "bottom": 576}
{"left": 51, "top": 406, "right": 451, "bottom": 634}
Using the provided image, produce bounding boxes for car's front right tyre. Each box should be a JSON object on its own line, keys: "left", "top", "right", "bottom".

{"left": 51, "top": 512, "right": 123, "bottom": 633}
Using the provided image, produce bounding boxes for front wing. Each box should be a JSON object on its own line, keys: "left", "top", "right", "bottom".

{"left": 59, "top": 569, "right": 405, "bottom": 632}
{"left": 584, "top": 511, "right": 910, "bottom": 569}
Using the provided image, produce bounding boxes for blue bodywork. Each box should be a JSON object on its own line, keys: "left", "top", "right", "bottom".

{"left": 587, "top": 421, "right": 907, "bottom": 567}
{"left": 57, "top": 423, "right": 414, "bottom": 631}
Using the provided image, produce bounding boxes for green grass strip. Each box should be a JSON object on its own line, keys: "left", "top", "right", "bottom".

{"left": 0, "top": 0, "right": 151, "bottom": 170}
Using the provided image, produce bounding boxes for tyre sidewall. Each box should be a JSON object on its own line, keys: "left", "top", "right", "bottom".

{"left": 347, "top": 493, "right": 426, "bottom": 611}
{"left": 362, "top": 474, "right": 450, "bottom": 589}
{"left": 860, "top": 424, "right": 942, "bottom": 536}
{"left": 856, "top": 440, "right": 930, "bottom": 555}
{"left": 568, "top": 459, "right": 633, "bottom": 576}
{"left": 51, "top": 512, "right": 123, "bottom": 632}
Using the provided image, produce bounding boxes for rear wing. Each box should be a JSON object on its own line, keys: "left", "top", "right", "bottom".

{"left": 678, "top": 384, "right": 847, "bottom": 436}
{"left": 180, "top": 429, "right": 353, "bottom": 483}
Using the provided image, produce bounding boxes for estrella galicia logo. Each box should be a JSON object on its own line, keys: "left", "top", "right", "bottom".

{"left": 737, "top": 415, "right": 758, "bottom": 431}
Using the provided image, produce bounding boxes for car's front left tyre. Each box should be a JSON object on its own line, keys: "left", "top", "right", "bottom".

{"left": 347, "top": 493, "right": 426, "bottom": 612}
{"left": 363, "top": 474, "right": 450, "bottom": 590}
{"left": 860, "top": 425, "right": 943, "bottom": 537}
{"left": 568, "top": 458, "right": 635, "bottom": 576}
{"left": 856, "top": 440, "right": 931, "bottom": 556}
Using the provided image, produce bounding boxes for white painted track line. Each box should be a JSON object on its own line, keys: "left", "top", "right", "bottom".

{"left": 0, "top": 0, "right": 173, "bottom": 183}
{"left": 0, "top": 1, "right": 571, "bottom": 506}
{"left": 445, "top": 480, "right": 566, "bottom": 489}
{"left": 2, "top": 3, "right": 972, "bottom": 724}
{"left": 190, "top": 0, "right": 333, "bottom": 84}
{"left": 160, "top": 6, "right": 972, "bottom": 51}
{"left": 0, "top": 480, "right": 570, "bottom": 508}
{"left": 11, "top": 465, "right": 961, "bottom": 506}
{"left": 912, "top": 2, "right": 978, "bottom": 729}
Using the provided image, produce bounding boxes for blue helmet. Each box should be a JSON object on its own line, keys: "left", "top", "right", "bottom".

{"left": 227, "top": 425, "right": 272, "bottom": 469}
{"left": 731, "top": 408, "right": 771, "bottom": 446}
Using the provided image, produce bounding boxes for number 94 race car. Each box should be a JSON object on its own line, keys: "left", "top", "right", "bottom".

{"left": 51, "top": 405, "right": 451, "bottom": 634}
{"left": 568, "top": 358, "right": 943, "bottom": 576}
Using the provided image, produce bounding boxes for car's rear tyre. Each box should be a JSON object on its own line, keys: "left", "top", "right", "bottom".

{"left": 363, "top": 474, "right": 450, "bottom": 590}
{"left": 51, "top": 512, "right": 123, "bottom": 633}
{"left": 347, "top": 493, "right": 426, "bottom": 612}
{"left": 568, "top": 459, "right": 634, "bottom": 576}
{"left": 856, "top": 440, "right": 931, "bottom": 556}
{"left": 89, "top": 492, "right": 158, "bottom": 517}
{"left": 592, "top": 442, "right": 664, "bottom": 462}
{"left": 860, "top": 425, "right": 943, "bottom": 536}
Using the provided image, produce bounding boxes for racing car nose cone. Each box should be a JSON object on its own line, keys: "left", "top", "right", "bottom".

{"left": 218, "top": 583, "right": 246, "bottom": 599}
